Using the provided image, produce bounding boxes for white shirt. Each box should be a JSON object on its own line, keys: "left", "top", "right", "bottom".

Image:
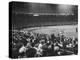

{"left": 19, "top": 46, "right": 27, "bottom": 53}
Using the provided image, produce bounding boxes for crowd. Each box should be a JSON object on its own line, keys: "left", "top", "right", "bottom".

{"left": 10, "top": 30, "right": 78, "bottom": 58}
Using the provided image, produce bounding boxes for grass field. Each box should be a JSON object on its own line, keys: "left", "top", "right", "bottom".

{"left": 21, "top": 25, "right": 78, "bottom": 38}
